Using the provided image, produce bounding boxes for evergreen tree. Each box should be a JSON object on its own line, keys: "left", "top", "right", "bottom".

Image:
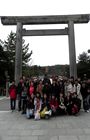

{"left": 77, "top": 51, "right": 90, "bottom": 78}
{"left": 0, "top": 43, "right": 8, "bottom": 86}
{"left": 78, "top": 52, "right": 89, "bottom": 64}
{"left": 4, "top": 31, "right": 32, "bottom": 65}
{"left": 4, "top": 31, "right": 16, "bottom": 63}
{"left": 3, "top": 31, "right": 32, "bottom": 81}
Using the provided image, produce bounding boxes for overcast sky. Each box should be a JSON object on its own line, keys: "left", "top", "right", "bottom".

{"left": 0, "top": 0, "right": 90, "bottom": 66}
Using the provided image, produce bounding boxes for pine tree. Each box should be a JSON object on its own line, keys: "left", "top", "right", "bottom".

{"left": 3, "top": 31, "right": 32, "bottom": 80}
{"left": 4, "top": 31, "right": 32, "bottom": 65}
{"left": 4, "top": 31, "right": 16, "bottom": 63}
{"left": 0, "top": 42, "right": 9, "bottom": 86}
{"left": 78, "top": 52, "right": 89, "bottom": 64}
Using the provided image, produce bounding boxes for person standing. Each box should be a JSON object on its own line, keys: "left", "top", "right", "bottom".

{"left": 86, "top": 79, "right": 90, "bottom": 112}
{"left": 36, "top": 80, "right": 43, "bottom": 98}
{"left": 26, "top": 94, "right": 35, "bottom": 119}
{"left": 29, "top": 81, "right": 35, "bottom": 96}
{"left": 74, "top": 79, "right": 82, "bottom": 110}
{"left": 21, "top": 86, "right": 27, "bottom": 114}
{"left": 17, "top": 78, "right": 24, "bottom": 111}
{"left": 9, "top": 81, "right": 17, "bottom": 111}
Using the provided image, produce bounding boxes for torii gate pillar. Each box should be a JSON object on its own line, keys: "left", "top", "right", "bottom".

{"left": 68, "top": 21, "right": 77, "bottom": 79}
{"left": 15, "top": 22, "right": 22, "bottom": 85}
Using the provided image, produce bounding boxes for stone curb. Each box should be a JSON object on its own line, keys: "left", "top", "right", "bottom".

{"left": 0, "top": 96, "right": 9, "bottom": 100}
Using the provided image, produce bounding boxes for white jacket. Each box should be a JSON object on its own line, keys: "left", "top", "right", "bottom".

{"left": 67, "top": 83, "right": 76, "bottom": 94}
{"left": 75, "top": 83, "right": 82, "bottom": 100}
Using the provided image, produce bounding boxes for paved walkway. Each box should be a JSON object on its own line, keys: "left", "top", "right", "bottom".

{"left": 0, "top": 98, "right": 90, "bottom": 140}
{"left": 0, "top": 110, "right": 90, "bottom": 140}
{"left": 0, "top": 97, "right": 10, "bottom": 111}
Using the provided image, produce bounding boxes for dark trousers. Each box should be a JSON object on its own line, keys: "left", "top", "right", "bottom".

{"left": 18, "top": 95, "right": 21, "bottom": 111}
{"left": 10, "top": 99, "right": 16, "bottom": 110}
{"left": 57, "top": 107, "right": 66, "bottom": 115}
{"left": 22, "top": 98, "right": 27, "bottom": 113}
{"left": 83, "top": 98, "right": 89, "bottom": 111}
{"left": 66, "top": 104, "right": 72, "bottom": 115}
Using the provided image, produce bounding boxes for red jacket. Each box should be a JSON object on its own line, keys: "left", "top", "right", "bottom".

{"left": 50, "top": 99, "right": 59, "bottom": 109}
{"left": 9, "top": 85, "right": 17, "bottom": 99}
{"left": 29, "top": 86, "right": 34, "bottom": 96}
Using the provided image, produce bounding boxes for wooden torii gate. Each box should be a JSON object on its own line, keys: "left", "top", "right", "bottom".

{"left": 1, "top": 14, "right": 90, "bottom": 84}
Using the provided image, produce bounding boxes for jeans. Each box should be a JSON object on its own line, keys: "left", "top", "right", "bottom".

{"left": 86, "top": 95, "right": 90, "bottom": 109}
{"left": 10, "top": 99, "right": 16, "bottom": 110}
{"left": 26, "top": 109, "right": 34, "bottom": 118}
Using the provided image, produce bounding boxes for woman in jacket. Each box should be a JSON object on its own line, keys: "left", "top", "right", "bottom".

{"left": 9, "top": 81, "right": 17, "bottom": 111}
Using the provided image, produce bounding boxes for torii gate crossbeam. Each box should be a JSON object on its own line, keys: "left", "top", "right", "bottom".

{"left": 22, "top": 28, "right": 68, "bottom": 36}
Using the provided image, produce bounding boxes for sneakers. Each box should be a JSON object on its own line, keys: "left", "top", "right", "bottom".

{"left": 85, "top": 110, "right": 89, "bottom": 113}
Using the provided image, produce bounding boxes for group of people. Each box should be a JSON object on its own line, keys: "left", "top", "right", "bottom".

{"left": 9, "top": 75, "right": 90, "bottom": 120}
